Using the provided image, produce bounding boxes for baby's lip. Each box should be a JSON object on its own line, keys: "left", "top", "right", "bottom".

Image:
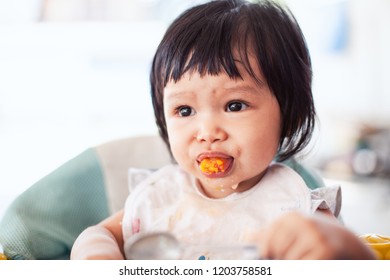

{"left": 196, "top": 152, "right": 233, "bottom": 163}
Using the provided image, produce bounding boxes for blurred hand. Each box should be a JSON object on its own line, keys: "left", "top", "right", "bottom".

{"left": 248, "top": 211, "right": 376, "bottom": 260}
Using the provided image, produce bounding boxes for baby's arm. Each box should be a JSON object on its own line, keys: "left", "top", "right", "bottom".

{"left": 253, "top": 210, "right": 376, "bottom": 260}
{"left": 70, "top": 210, "right": 125, "bottom": 260}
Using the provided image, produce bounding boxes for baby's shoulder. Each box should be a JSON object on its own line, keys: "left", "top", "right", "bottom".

{"left": 263, "top": 162, "right": 309, "bottom": 189}
{"left": 268, "top": 162, "right": 341, "bottom": 216}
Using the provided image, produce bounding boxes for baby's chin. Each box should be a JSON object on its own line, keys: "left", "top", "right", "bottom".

{"left": 203, "top": 170, "right": 266, "bottom": 197}
{"left": 196, "top": 177, "right": 241, "bottom": 198}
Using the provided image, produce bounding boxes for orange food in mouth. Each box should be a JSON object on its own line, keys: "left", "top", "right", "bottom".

{"left": 199, "top": 158, "right": 226, "bottom": 174}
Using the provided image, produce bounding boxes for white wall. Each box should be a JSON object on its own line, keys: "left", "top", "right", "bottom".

{"left": 286, "top": 0, "right": 390, "bottom": 164}
{"left": 0, "top": 22, "right": 166, "bottom": 215}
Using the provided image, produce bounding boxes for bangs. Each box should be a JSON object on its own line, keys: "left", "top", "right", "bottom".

{"left": 159, "top": 2, "right": 260, "bottom": 86}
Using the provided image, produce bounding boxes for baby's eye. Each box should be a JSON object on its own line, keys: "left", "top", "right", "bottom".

{"left": 177, "top": 106, "right": 194, "bottom": 117}
{"left": 226, "top": 101, "right": 248, "bottom": 112}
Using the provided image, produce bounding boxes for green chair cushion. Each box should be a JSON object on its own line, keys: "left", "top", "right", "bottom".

{"left": 0, "top": 148, "right": 109, "bottom": 259}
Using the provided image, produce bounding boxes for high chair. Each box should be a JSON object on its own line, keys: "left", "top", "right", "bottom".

{"left": 0, "top": 134, "right": 327, "bottom": 260}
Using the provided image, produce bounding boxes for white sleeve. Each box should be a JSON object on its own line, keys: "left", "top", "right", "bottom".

{"left": 311, "top": 185, "right": 342, "bottom": 217}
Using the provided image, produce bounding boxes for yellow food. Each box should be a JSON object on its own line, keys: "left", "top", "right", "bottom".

{"left": 0, "top": 253, "right": 7, "bottom": 260}
{"left": 200, "top": 158, "right": 226, "bottom": 174}
{"left": 360, "top": 234, "right": 390, "bottom": 260}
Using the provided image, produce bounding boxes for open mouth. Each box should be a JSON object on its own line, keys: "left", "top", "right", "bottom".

{"left": 197, "top": 155, "right": 233, "bottom": 177}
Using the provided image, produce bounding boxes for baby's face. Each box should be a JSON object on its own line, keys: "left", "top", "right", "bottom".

{"left": 163, "top": 61, "right": 281, "bottom": 198}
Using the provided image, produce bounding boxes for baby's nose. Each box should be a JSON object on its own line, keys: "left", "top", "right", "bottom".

{"left": 195, "top": 118, "right": 227, "bottom": 143}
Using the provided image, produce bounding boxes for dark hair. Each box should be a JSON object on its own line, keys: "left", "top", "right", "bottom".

{"left": 150, "top": 0, "right": 315, "bottom": 161}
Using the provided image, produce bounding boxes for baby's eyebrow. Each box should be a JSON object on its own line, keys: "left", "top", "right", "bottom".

{"left": 164, "top": 89, "right": 191, "bottom": 98}
{"left": 164, "top": 84, "right": 263, "bottom": 102}
{"left": 163, "top": 89, "right": 195, "bottom": 104}
{"left": 223, "top": 84, "right": 264, "bottom": 96}
{"left": 224, "top": 84, "right": 256, "bottom": 92}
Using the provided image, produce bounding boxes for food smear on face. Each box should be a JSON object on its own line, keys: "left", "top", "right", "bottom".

{"left": 214, "top": 186, "right": 225, "bottom": 192}
{"left": 199, "top": 158, "right": 227, "bottom": 174}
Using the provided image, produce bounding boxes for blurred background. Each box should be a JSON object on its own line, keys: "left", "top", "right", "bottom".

{"left": 0, "top": 0, "right": 389, "bottom": 235}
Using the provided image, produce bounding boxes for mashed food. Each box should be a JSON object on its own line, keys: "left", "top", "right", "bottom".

{"left": 199, "top": 158, "right": 226, "bottom": 174}
{"left": 360, "top": 234, "right": 390, "bottom": 260}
